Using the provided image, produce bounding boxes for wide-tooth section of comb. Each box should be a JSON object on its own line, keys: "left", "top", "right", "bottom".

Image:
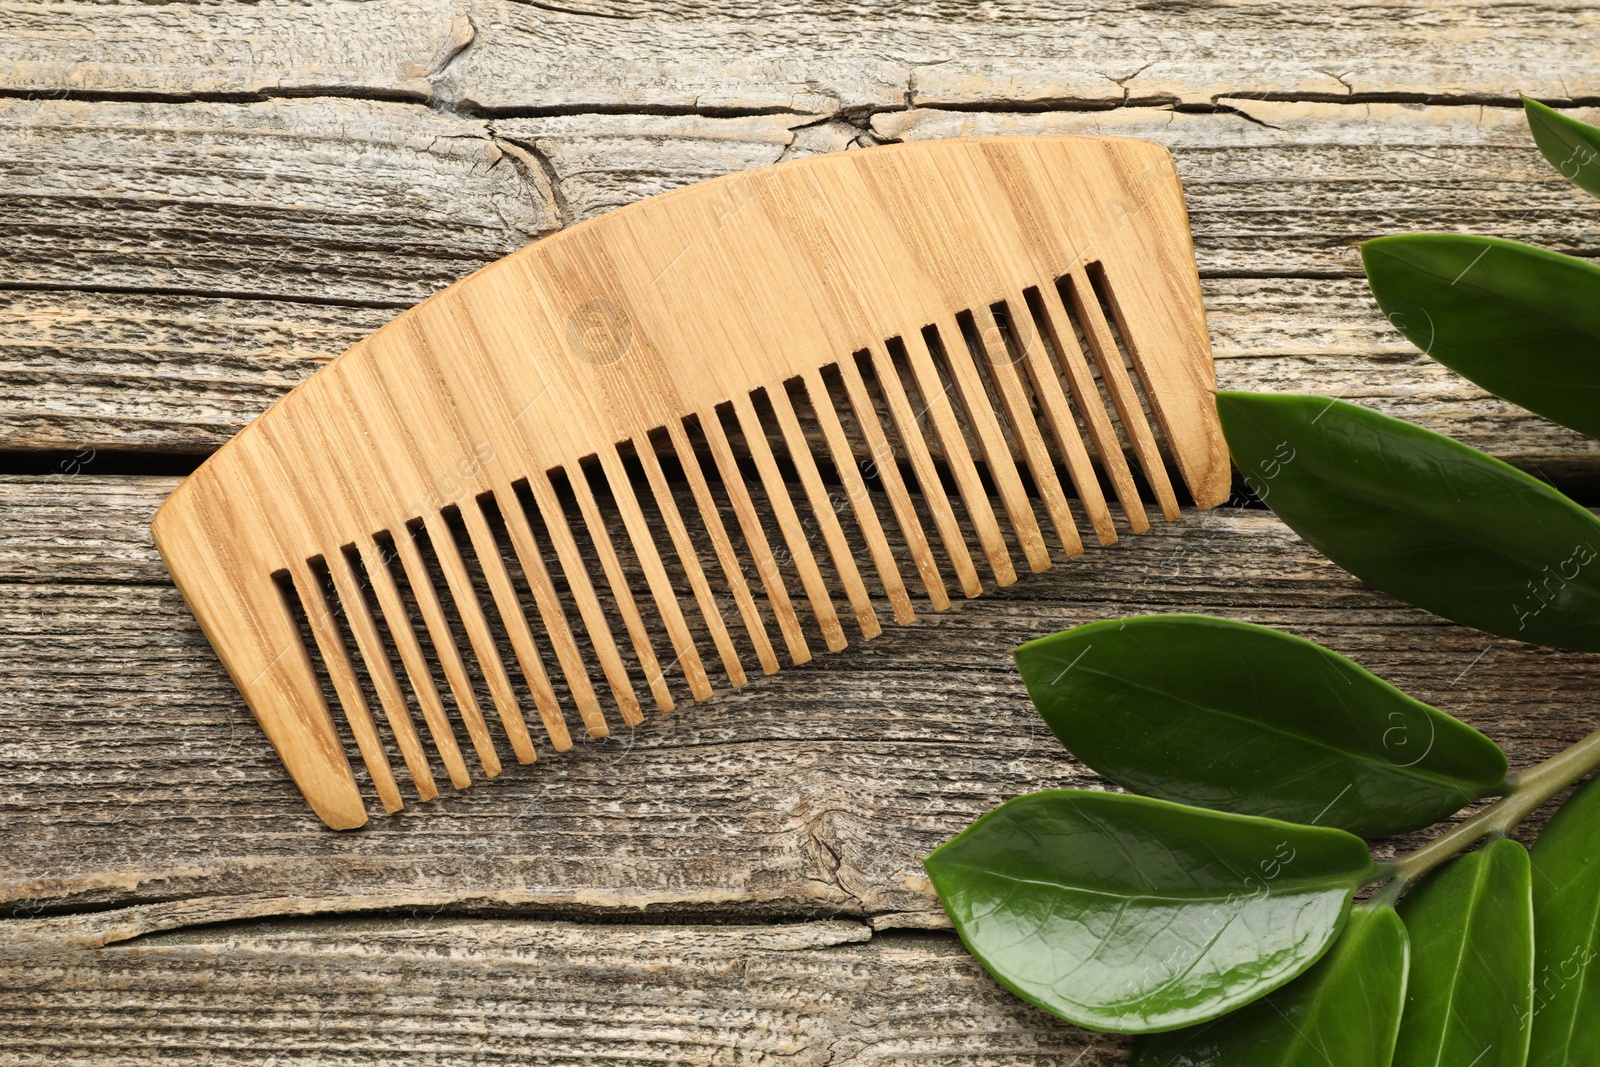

{"left": 152, "top": 136, "right": 1229, "bottom": 827}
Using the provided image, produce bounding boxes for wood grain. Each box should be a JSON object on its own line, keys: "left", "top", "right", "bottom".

{"left": 4, "top": 477, "right": 1596, "bottom": 945}
{"left": 0, "top": 919, "right": 1129, "bottom": 1065}
{"left": 0, "top": 97, "right": 557, "bottom": 305}
{"left": 8, "top": 4, "right": 1600, "bottom": 1060}
{"left": 0, "top": 0, "right": 477, "bottom": 101}
{"left": 3, "top": 0, "right": 1595, "bottom": 112}
{"left": 6, "top": 102, "right": 1600, "bottom": 471}
{"left": 145, "top": 134, "right": 1227, "bottom": 827}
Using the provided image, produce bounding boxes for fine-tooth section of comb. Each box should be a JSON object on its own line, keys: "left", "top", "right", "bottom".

{"left": 317, "top": 549, "right": 440, "bottom": 800}
{"left": 829, "top": 356, "right": 950, "bottom": 613}
{"left": 689, "top": 407, "right": 814, "bottom": 667}
{"left": 152, "top": 135, "right": 1230, "bottom": 828}
{"left": 1006, "top": 289, "right": 1118, "bottom": 546}
{"left": 663, "top": 417, "right": 781, "bottom": 675}
{"left": 967, "top": 306, "right": 1084, "bottom": 559}
{"left": 795, "top": 369, "right": 917, "bottom": 626}
{"left": 858, "top": 341, "right": 984, "bottom": 600}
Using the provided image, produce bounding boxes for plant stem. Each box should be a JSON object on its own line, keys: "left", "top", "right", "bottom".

{"left": 1382, "top": 722, "right": 1600, "bottom": 893}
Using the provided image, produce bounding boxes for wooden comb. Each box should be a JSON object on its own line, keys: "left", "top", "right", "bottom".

{"left": 151, "top": 135, "right": 1229, "bottom": 829}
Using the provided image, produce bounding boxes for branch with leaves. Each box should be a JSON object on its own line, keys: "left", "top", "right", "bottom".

{"left": 925, "top": 98, "right": 1600, "bottom": 1067}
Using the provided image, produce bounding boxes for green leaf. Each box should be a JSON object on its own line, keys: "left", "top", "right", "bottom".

{"left": 1525, "top": 98, "right": 1600, "bottom": 199}
{"left": 1130, "top": 905, "right": 1409, "bottom": 1067}
{"left": 1528, "top": 775, "right": 1600, "bottom": 1067}
{"left": 1393, "top": 837, "right": 1534, "bottom": 1067}
{"left": 922, "top": 789, "right": 1374, "bottom": 1034}
{"left": 1362, "top": 233, "right": 1600, "bottom": 441}
{"left": 1218, "top": 391, "right": 1600, "bottom": 652}
{"left": 1014, "top": 615, "right": 1507, "bottom": 838}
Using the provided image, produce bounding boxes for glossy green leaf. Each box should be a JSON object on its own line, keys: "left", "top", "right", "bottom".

{"left": 1525, "top": 97, "right": 1600, "bottom": 200}
{"left": 1014, "top": 615, "right": 1507, "bottom": 837}
{"left": 1528, "top": 774, "right": 1600, "bottom": 1066}
{"left": 922, "top": 789, "right": 1374, "bottom": 1033}
{"left": 1130, "top": 905, "right": 1409, "bottom": 1067}
{"left": 1219, "top": 391, "right": 1600, "bottom": 652}
{"left": 1393, "top": 837, "right": 1534, "bottom": 1067}
{"left": 1362, "top": 233, "right": 1600, "bottom": 441}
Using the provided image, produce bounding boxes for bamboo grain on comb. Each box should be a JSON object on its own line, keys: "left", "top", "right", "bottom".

{"left": 151, "top": 135, "right": 1230, "bottom": 829}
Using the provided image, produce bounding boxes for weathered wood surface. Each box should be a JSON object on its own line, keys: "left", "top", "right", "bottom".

{"left": 2, "top": 0, "right": 1594, "bottom": 110}
{"left": 7, "top": 1, "right": 1600, "bottom": 1061}
{"left": 0, "top": 920, "right": 1128, "bottom": 1066}
{"left": 6, "top": 99, "right": 1600, "bottom": 469}
{"left": 4, "top": 475, "right": 1596, "bottom": 945}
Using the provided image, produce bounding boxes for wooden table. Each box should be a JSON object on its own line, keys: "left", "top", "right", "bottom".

{"left": 4, "top": 3, "right": 1599, "bottom": 1062}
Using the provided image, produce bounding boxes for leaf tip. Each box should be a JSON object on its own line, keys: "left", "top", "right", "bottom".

{"left": 1212, "top": 389, "right": 1252, "bottom": 415}
{"left": 1522, "top": 95, "right": 1557, "bottom": 120}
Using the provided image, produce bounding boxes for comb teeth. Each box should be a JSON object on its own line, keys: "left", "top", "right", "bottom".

{"left": 152, "top": 136, "right": 1229, "bottom": 827}
{"left": 265, "top": 262, "right": 1197, "bottom": 815}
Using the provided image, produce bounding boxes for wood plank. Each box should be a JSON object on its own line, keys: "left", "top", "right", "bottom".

{"left": 0, "top": 918, "right": 1127, "bottom": 1065}
{"left": 3, "top": 0, "right": 1595, "bottom": 111}
{"left": 876, "top": 101, "right": 1600, "bottom": 277}
{"left": 0, "top": 0, "right": 476, "bottom": 100}
{"left": 0, "top": 97, "right": 558, "bottom": 306}
{"left": 4, "top": 277, "right": 1593, "bottom": 469}
{"left": 6, "top": 101, "right": 1600, "bottom": 468}
{"left": 0, "top": 289, "right": 394, "bottom": 455}
{"left": 3, "top": 476, "right": 1595, "bottom": 944}
{"left": 5, "top": 4, "right": 1598, "bottom": 1058}
{"left": 492, "top": 112, "right": 824, "bottom": 221}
